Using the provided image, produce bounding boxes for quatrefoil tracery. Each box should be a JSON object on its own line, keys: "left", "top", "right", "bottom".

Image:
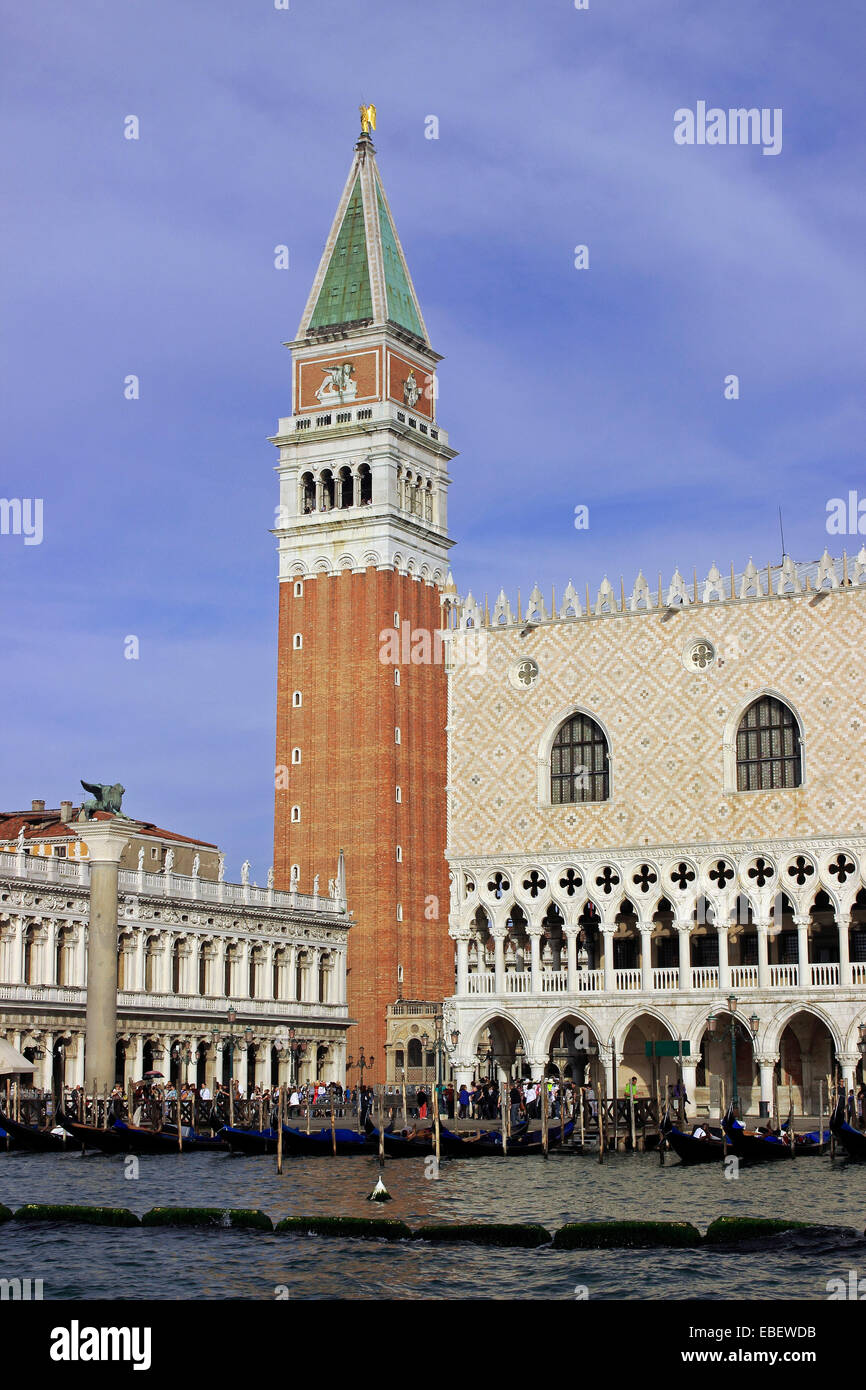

{"left": 670, "top": 861, "right": 696, "bottom": 891}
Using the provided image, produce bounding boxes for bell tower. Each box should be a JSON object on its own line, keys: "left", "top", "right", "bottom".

{"left": 272, "top": 112, "right": 456, "bottom": 1072}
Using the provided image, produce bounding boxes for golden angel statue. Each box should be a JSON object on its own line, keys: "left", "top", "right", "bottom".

{"left": 359, "top": 103, "right": 376, "bottom": 134}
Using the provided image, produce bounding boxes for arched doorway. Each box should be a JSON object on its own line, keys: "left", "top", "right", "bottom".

{"left": 698, "top": 1008, "right": 758, "bottom": 1115}
{"left": 546, "top": 1015, "right": 601, "bottom": 1086}
{"left": 472, "top": 1016, "right": 528, "bottom": 1082}
{"left": 619, "top": 1013, "right": 677, "bottom": 1102}
{"left": 777, "top": 1011, "right": 836, "bottom": 1115}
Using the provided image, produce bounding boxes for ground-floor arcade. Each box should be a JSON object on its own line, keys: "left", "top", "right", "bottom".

{"left": 441, "top": 994, "right": 865, "bottom": 1117}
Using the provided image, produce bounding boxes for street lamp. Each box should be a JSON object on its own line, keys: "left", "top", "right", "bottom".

{"left": 275, "top": 1027, "right": 308, "bottom": 1085}
{"left": 171, "top": 1040, "right": 193, "bottom": 1086}
{"left": 707, "top": 998, "right": 759, "bottom": 1114}
{"left": 476, "top": 1032, "right": 494, "bottom": 1081}
{"left": 212, "top": 1007, "right": 253, "bottom": 1092}
{"left": 347, "top": 1049, "right": 374, "bottom": 1083}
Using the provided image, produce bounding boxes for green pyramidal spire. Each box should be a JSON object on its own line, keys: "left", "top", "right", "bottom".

{"left": 299, "top": 127, "right": 429, "bottom": 345}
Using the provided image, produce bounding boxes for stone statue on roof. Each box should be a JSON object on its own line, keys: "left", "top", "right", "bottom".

{"left": 78, "top": 781, "right": 127, "bottom": 821}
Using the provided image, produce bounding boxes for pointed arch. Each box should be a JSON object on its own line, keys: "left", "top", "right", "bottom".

{"left": 537, "top": 704, "right": 613, "bottom": 806}
{"left": 723, "top": 689, "right": 805, "bottom": 793}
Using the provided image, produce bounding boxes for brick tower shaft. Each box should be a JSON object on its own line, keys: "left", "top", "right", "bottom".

{"left": 271, "top": 117, "right": 456, "bottom": 1075}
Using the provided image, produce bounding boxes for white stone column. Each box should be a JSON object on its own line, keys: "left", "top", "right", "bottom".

{"left": 44, "top": 920, "right": 58, "bottom": 986}
{"left": 838, "top": 913, "right": 852, "bottom": 986}
{"left": 639, "top": 926, "right": 653, "bottom": 992}
{"left": 527, "top": 1055, "right": 546, "bottom": 1083}
{"left": 676, "top": 922, "right": 691, "bottom": 990}
{"left": 491, "top": 927, "right": 507, "bottom": 994}
{"left": 39, "top": 1032, "right": 54, "bottom": 1090}
{"left": 263, "top": 942, "right": 275, "bottom": 1000}
{"left": 564, "top": 927, "right": 578, "bottom": 992}
{"left": 527, "top": 927, "right": 542, "bottom": 994}
{"left": 756, "top": 922, "right": 770, "bottom": 990}
{"left": 75, "top": 924, "right": 87, "bottom": 987}
{"left": 757, "top": 1053, "right": 778, "bottom": 1116}
{"left": 129, "top": 1035, "right": 144, "bottom": 1086}
{"left": 717, "top": 922, "right": 730, "bottom": 992}
{"left": 601, "top": 927, "right": 615, "bottom": 993}
{"left": 454, "top": 931, "right": 470, "bottom": 995}
{"left": 237, "top": 940, "right": 250, "bottom": 999}
{"left": 794, "top": 914, "right": 810, "bottom": 986}
{"left": 214, "top": 938, "right": 228, "bottom": 999}
{"left": 69, "top": 1033, "right": 85, "bottom": 1088}
{"left": 838, "top": 1051, "right": 860, "bottom": 1093}
{"left": 130, "top": 930, "right": 144, "bottom": 993}
{"left": 158, "top": 933, "right": 173, "bottom": 994}
{"left": 681, "top": 1058, "right": 698, "bottom": 1110}
{"left": 12, "top": 916, "right": 26, "bottom": 983}
{"left": 81, "top": 818, "right": 138, "bottom": 1093}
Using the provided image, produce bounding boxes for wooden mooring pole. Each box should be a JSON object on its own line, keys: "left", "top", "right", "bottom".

{"left": 500, "top": 1085, "right": 508, "bottom": 1157}
{"left": 276, "top": 1084, "right": 284, "bottom": 1175}
{"left": 330, "top": 1085, "right": 337, "bottom": 1157}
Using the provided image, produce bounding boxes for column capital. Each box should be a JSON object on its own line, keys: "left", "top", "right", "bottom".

{"left": 754, "top": 1053, "right": 779, "bottom": 1068}
{"left": 78, "top": 817, "right": 141, "bottom": 866}
{"left": 836, "top": 1052, "right": 861, "bottom": 1069}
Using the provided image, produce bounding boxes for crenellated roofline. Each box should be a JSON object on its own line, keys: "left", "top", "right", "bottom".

{"left": 444, "top": 549, "right": 866, "bottom": 630}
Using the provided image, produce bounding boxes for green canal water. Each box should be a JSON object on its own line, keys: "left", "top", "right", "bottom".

{"left": 1, "top": 1149, "right": 864, "bottom": 1300}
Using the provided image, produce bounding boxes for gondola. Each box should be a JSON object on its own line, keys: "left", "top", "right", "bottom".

{"left": 376, "top": 1124, "right": 436, "bottom": 1157}
{"left": 779, "top": 1122, "right": 830, "bottom": 1157}
{"left": 281, "top": 1123, "right": 386, "bottom": 1155}
{"left": 829, "top": 1097, "right": 866, "bottom": 1160}
{"left": 0, "top": 1109, "right": 81, "bottom": 1153}
{"left": 371, "top": 1118, "right": 529, "bottom": 1158}
{"left": 218, "top": 1125, "right": 279, "bottom": 1155}
{"left": 721, "top": 1108, "right": 793, "bottom": 1163}
{"left": 56, "top": 1111, "right": 228, "bottom": 1155}
{"left": 661, "top": 1115, "right": 726, "bottom": 1165}
{"left": 437, "top": 1119, "right": 574, "bottom": 1157}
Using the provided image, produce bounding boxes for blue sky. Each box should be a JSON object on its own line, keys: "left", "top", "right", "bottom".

{"left": 2, "top": 0, "right": 864, "bottom": 877}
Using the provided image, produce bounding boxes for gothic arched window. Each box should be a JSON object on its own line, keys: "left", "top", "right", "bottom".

{"left": 736, "top": 696, "right": 802, "bottom": 791}
{"left": 550, "top": 713, "right": 610, "bottom": 804}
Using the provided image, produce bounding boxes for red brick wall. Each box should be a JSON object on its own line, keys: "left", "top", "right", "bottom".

{"left": 273, "top": 569, "right": 451, "bottom": 1074}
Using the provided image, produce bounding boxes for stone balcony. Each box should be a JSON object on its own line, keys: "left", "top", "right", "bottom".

{"left": 461, "top": 961, "right": 866, "bottom": 998}
{"left": 0, "top": 850, "right": 344, "bottom": 916}
{"left": 0, "top": 982, "right": 344, "bottom": 1022}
